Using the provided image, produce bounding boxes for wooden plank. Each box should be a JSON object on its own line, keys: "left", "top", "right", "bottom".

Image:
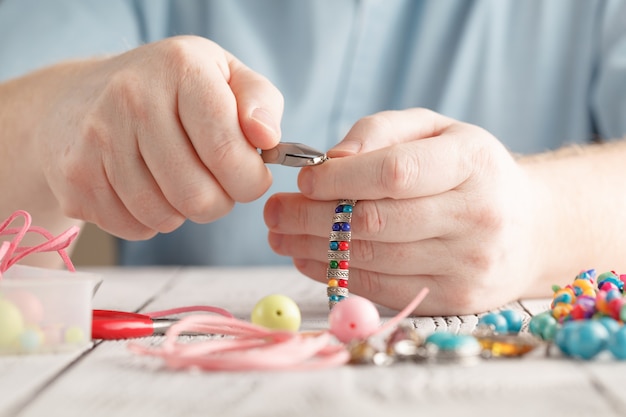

{"left": 0, "top": 268, "right": 177, "bottom": 417}
{"left": 12, "top": 267, "right": 624, "bottom": 417}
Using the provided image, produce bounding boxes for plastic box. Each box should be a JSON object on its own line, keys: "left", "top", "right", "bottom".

{"left": 0, "top": 264, "right": 100, "bottom": 354}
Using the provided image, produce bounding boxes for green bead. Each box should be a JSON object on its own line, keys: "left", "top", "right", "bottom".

{"left": 250, "top": 294, "right": 301, "bottom": 332}
{"left": 529, "top": 311, "right": 558, "bottom": 341}
{"left": 329, "top": 260, "right": 339, "bottom": 269}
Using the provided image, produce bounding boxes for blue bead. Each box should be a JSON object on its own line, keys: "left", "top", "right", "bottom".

{"left": 425, "top": 332, "right": 479, "bottom": 352}
{"left": 342, "top": 205, "right": 353, "bottom": 213}
{"left": 341, "top": 222, "right": 351, "bottom": 232}
{"left": 608, "top": 326, "right": 626, "bottom": 359}
{"left": 332, "top": 223, "right": 341, "bottom": 231}
{"left": 500, "top": 310, "right": 523, "bottom": 334}
{"left": 597, "top": 317, "right": 620, "bottom": 334}
{"left": 329, "top": 295, "right": 340, "bottom": 302}
{"left": 335, "top": 205, "right": 344, "bottom": 213}
{"left": 563, "top": 320, "right": 609, "bottom": 360}
{"left": 478, "top": 312, "right": 509, "bottom": 334}
{"left": 329, "top": 241, "right": 339, "bottom": 250}
{"left": 425, "top": 332, "right": 455, "bottom": 348}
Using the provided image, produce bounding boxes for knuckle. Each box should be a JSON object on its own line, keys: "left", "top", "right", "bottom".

{"left": 102, "top": 70, "right": 150, "bottom": 124}
{"left": 177, "top": 186, "right": 234, "bottom": 222}
{"left": 353, "top": 201, "right": 385, "bottom": 238}
{"left": 380, "top": 148, "right": 419, "bottom": 197}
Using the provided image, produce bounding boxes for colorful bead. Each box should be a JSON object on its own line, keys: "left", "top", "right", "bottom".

{"left": 250, "top": 294, "right": 302, "bottom": 332}
{"left": 327, "top": 199, "right": 356, "bottom": 309}
{"left": 500, "top": 310, "right": 523, "bottom": 334}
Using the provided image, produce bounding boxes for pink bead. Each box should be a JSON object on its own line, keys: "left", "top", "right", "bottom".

{"left": 328, "top": 296, "right": 380, "bottom": 343}
{"left": 5, "top": 290, "right": 44, "bottom": 325}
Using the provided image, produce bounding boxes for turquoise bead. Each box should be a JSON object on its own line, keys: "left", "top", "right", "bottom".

{"left": 342, "top": 205, "right": 353, "bottom": 213}
{"left": 500, "top": 310, "right": 523, "bottom": 333}
{"left": 425, "top": 332, "right": 479, "bottom": 351}
{"left": 329, "top": 241, "right": 339, "bottom": 250}
{"left": 529, "top": 311, "right": 558, "bottom": 341}
{"left": 608, "top": 326, "right": 626, "bottom": 360}
{"left": 478, "top": 312, "right": 509, "bottom": 334}
{"left": 558, "top": 320, "right": 609, "bottom": 360}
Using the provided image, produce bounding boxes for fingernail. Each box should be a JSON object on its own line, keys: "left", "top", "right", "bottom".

{"left": 328, "top": 139, "right": 362, "bottom": 157}
{"left": 264, "top": 196, "right": 281, "bottom": 229}
{"left": 251, "top": 107, "right": 280, "bottom": 139}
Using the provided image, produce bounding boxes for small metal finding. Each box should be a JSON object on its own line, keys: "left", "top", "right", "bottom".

{"left": 260, "top": 142, "right": 328, "bottom": 167}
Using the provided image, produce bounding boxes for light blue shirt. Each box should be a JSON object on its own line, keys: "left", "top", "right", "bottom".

{"left": 1, "top": 0, "right": 625, "bottom": 266}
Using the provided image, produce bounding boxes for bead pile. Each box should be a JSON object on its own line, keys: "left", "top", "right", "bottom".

{"left": 529, "top": 269, "right": 626, "bottom": 360}
{"left": 327, "top": 199, "right": 356, "bottom": 309}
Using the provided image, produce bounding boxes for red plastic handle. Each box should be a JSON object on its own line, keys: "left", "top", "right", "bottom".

{"left": 92, "top": 309, "right": 155, "bottom": 339}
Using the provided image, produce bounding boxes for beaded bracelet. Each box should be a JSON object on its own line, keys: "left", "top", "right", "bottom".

{"left": 327, "top": 199, "right": 357, "bottom": 309}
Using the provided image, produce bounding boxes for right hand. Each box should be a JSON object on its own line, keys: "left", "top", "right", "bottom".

{"left": 36, "top": 35, "right": 283, "bottom": 239}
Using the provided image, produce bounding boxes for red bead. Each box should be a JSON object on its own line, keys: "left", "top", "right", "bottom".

{"left": 338, "top": 279, "right": 348, "bottom": 288}
{"left": 338, "top": 241, "right": 349, "bottom": 251}
{"left": 339, "top": 261, "right": 349, "bottom": 269}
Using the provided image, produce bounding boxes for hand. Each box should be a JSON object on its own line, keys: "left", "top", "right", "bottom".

{"left": 35, "top": 36, "right": 283, "bottom": 239}
{"left": 264, "top": 109, "right": 547, "bottom": 315}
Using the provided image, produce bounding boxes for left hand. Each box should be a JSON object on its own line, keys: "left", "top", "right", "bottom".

{"left": 264, "top": 108, "right": 547, "bottom": 315}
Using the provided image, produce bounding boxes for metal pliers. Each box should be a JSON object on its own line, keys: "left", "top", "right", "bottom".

{"left": 260, "top": 142, "right": 328, "bottom": 167}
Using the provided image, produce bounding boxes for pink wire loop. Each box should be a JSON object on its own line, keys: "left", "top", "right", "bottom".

{"left": 0, "top": 210, "right": 79, "bottom": 278}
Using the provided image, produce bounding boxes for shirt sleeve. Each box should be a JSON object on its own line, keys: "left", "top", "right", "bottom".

{"left": 0, "top": 0, "right": 146, "bottom": 81}
{"left": 591, "top": 0, "right": 626, "bottom": 141}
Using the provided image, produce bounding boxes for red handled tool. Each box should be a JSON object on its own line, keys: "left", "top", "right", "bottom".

{"left": 92, "top": 306, "right": 234, "bottom": 340}
{"left": 92, "top": 310, "right": 178, "bottom": 340}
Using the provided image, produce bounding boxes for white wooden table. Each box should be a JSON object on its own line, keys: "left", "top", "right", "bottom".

{"left": 2, "top": 266, "right": 626, "bottom": 417}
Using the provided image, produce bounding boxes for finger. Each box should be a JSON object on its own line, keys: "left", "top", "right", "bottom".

{"left": 269, "top": 230, "right": 466, "bottom": 276}
{"left": 292, "top": 259, "right": 490, "bottom": 316}
{"left": 67, "top": 173, "right": 157, "bottom": 240}
{"left": 298, "top": 122, "right": 487, "bottom": 201}
{"left": 101, "top": 143, "right": 186, "bottom": 233}
{"left": 328, "top": 108, "right": 455, "bottom": 157}
{"left": 138, "top": 109, "right": 235, "bottom": 224}
{"left": 264, "top": 193, "right": 465, "bottom": 243}
{"left": 175, "top": 40, "right": 272, "bottom": 203}
{"left": 227, "top": 52, "right": 284, "bottom": 150}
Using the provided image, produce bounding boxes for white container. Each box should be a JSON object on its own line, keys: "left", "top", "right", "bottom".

{"left": 0, "top": 264, "right": 100, "bottom": 354}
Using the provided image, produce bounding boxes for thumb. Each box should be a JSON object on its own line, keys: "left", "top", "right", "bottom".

{"left": 327, "top": 108, "right": 455, "bottom": 158}
{"left": 227, "top": 53, "right": 284, "bottom": 149}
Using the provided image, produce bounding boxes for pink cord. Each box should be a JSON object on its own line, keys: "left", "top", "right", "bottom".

{"left": 129, "top": 288, "right": 430, "bottom": 371}
{"left": 0, "top": 210, "right": 79, "bottom": 278}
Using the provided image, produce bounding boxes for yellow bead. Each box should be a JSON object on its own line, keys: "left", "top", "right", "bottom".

{"left": 251, "top": 294, "right": 301, "bottom": 332}
{"left": 0, "top": 298, "right": 25, "bottom": 348}
{"left": 328, "top": 279, "right": 338, "bottom": 287}
{"left": 64, "top": 326, "right": 85, "bottom": 344}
